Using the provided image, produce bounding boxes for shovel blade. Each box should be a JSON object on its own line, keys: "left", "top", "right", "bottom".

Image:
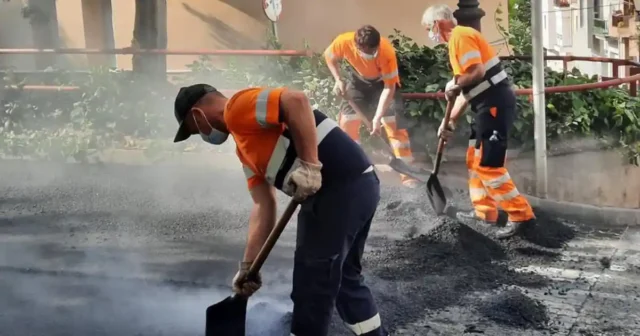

{"left": 426, "top": 174, "right": 447, "bottom": 215}
{"left": 206, "top": 295, "right": 248, "bottom": 336}
{"left": 388, "top": 158, "right": 429, "bottom": 182}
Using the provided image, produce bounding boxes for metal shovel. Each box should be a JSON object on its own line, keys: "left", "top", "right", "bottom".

{"left": 346, "top": 99, "right": 431, "bottom": 182}
{"left": 426, "top": 100, "right": 454, "bottom": 215}
{"left": 205, "top": 200, "right": 299, "bottom": 336}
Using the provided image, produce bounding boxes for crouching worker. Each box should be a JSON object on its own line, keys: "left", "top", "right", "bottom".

{"left": 172, "top": 84, "right": 388, "bottom": 336}
{"left": 421, "top": 4, "right": 536, "bottom": 239}
{"left": 325, "top": 25, "right": 425, "bottom": 188}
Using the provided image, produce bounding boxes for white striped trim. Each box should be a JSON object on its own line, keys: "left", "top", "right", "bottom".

{"left": 469, "top": 187, "right": 488, "bottom": 200}
{"left": 483, "top": 172, "right": 512, "bottom": 190}
{"left": 242, "top": 165, "right": 254, "bottom": 179}
{"left": 463, "top": 56, "right": 507, "bottom": 101}
{"left": 381, "top": 70, "right": 399, "bottom": 80}
{"left": 263, "top": 117, "right": 338, "bottom": 185}
{"left": 255, "top": 89, "right": 272, "bottom": 128}
{"left": 459, "top": 50, "right": 481, "bottom": 67}
{"left": 468, "top": 139, "right": 476, "bottom": 148}
{"left": 345, "top": 313, "right": 382, "bottom": 335}
{"left": 468, "top": 169, "right": 479, "bottom": 179}
{"left": 492, "top": 188, "right": 521, "bottom": 202}
{"left": 390, "top": 140, "right": 411, "bottom": 150}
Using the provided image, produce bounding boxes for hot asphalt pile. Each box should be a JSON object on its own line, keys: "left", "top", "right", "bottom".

{"left": 358, "top": 186, "right": 577, "bottom": 334}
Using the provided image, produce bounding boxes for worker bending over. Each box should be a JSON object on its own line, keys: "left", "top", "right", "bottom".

{"left": 421, "top": 5, "right": 536, "bottom": 239}
{"left": 172, "top": 84, "right": 388, "bottom": 336}
{"left": 325, "top": 25, "right": 422, "bottom": 188}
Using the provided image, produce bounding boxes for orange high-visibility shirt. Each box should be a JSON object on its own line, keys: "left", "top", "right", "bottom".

{"left": 448, "top": 26, "right": 497, "bottom": 76}
{"left": 324, "top": 32, "right": 400, "bottom": 86}
{"left": 224, "top": 87, "right": 286, "bottom": 189}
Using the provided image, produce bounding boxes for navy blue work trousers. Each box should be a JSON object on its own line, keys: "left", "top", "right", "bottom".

{"left": 290, "top": 171, "right": 387, "bottom": 336}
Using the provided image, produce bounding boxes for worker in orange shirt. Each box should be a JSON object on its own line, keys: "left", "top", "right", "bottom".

{"left": 172, "top": 84, "right": 388, "bottom": 336}
{"left": 325, "top": 25, "right": 423, "bottom": 189}
{"left": 421, "top": 5, "right": 536, "bottom": 239}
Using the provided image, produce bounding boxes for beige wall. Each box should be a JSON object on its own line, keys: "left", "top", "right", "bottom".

{"left": 1, "top": 0, "right": 508, "bottom": 70}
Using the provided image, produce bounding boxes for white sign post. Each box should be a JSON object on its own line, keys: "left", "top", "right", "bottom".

{"left": 263, "top": 0, "right": 282, "bottom": 40}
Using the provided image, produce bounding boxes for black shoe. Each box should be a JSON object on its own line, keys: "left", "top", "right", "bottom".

{"left": 496, "top": 218, "right": 535, "bottom": 239}
{"left": 456, "top": 210, "right": 497, "bottom": 226}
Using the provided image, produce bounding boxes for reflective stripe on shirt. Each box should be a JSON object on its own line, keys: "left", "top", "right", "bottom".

{"left": 462, "top": 56, "right": 509, "bottom": 101}
{"left": 263, "top": 116, "right": 339, "bottom": 187}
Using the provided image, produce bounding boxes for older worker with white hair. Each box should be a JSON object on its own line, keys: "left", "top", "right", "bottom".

{"left": 421, "top": 4, "right": 536, "bottom": 239}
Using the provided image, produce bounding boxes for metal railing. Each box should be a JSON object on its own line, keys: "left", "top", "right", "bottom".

{"left": 1, "top": 49, "right": 639, "bottom": 98}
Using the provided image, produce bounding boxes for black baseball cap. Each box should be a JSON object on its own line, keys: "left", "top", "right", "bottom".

{"left": 173, "top": 84, "right": 218, "bottom": 143}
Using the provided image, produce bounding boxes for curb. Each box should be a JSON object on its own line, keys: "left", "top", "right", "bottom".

{"left": 425, "top": 170, "right": 640, "bottom": 227}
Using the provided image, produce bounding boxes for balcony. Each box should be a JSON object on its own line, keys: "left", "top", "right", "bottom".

{"left": 609, "top": 12, "right": 636, "bottom": 38}
{"left": 593, "top": 18, "right": 608, "bottom": 36}
{"left": 554, "top": 0, "right": 570, "bottom": 7}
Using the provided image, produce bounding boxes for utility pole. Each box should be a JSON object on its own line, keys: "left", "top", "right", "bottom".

{"left": 531, "top": 0, "right": 548, "bottom": 198}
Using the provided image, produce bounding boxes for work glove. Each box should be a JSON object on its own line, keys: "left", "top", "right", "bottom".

{"left": 232, "top": 261, "right": 262, "bottom": 297}
{"left": 444, "top": 78, "right": 461, "bottom": 101}
{"left": 282, "top": 158, "right": 323, "bottom": 201}
{"left": 333, "top": 80, "right": 346, "bottom": 97}
{"left": 438, "top": 119, "right": 456, "bottom": 142}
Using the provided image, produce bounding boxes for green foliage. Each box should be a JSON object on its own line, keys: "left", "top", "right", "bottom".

{"left": 1, "top": 23, "right": 639, "bottom": 164}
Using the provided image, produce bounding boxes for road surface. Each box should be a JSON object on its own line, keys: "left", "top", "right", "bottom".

{"left": 0, "top": 160, "right": 639, "bottom": 336}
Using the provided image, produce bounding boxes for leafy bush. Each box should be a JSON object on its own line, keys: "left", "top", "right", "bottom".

{"left": 1, "top": 28, "right": 639, "bottom": 164}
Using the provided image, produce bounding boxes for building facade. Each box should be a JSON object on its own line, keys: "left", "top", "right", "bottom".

{"left": 542, "top": 0, "right": 639, "bottom": 78}
{"left": 0, "top": 0, "right": 508, "bottom": 71}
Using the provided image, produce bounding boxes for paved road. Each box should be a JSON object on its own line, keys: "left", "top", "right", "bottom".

{"left": 0, "top": 160, "right": 639, "bottom": 336}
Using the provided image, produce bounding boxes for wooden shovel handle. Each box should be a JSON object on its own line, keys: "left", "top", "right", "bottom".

{"left": 433, "top": 100, "right": 454, "bottom": 175}
{"left": 246, "top": 200, "right": 299, "bottom": 277}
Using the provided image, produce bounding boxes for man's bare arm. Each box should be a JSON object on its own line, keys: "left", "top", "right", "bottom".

{"left": 279, "top": 90, "right": 320, "bottom": 164}
{"left": 243, "top": 182, "right": 277, "bottom": 262}
{"left": 455, "top": 63, "right": 485, "bottom": 88}
{"left": 450, "top": 94, "right": 469, "bottom": 124}
{"left": 373, "top": 84, "right": 395, "bottom": 120}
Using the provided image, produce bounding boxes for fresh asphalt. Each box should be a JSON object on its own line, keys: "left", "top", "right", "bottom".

{"left": 0, "top": 159, "right": 639, "bottom": 336}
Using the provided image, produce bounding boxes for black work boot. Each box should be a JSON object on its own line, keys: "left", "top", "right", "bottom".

{"left": 496, "top": 218, "right": 536, "bottom": 239}
{"left": 456, "top": 210, "right": 497, "bottom": 226}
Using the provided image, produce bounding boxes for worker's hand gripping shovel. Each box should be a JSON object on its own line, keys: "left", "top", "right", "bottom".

{"left": 205, "top": 200, "right": 299, "bottom": 336}
{"left": 426, "top": 100, "right": 454, "bottom": 215}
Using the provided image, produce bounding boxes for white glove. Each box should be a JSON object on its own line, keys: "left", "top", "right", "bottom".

{"left": 282, "top": 158, "right": 323, "bottom": 201}
{"left": 444, "top": 78, "right": 461, "bottom": 101}
{"left": 445, "top": 78, "right": 456, "bottom": 92}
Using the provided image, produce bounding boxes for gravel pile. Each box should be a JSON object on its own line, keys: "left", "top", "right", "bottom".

{"left": 366, "top": 218, "right": 550, "bottom": 332}
{"left": 477, "top": 289, "right": 549, "bottom": 329}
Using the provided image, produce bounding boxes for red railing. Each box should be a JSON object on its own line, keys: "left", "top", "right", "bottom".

{"left": 1, "top": 49, "right": 639, "bottom": 98}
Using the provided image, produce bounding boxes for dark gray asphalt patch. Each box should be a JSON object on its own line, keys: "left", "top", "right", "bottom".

{"left": 365, "top": 218, "right": 550, "bottom": 332}
{"left": 477, "top": 289, "right": 549, "bottom": 329}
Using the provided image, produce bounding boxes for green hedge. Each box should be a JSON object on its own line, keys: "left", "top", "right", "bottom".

{"left": 1, "top": 31, "right": 639, "bottom": 164}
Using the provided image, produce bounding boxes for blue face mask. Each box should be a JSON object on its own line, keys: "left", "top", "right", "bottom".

{"left": 200, "top": 128, "right": 229, "bottom": 145}
{"left": 193, "top": 111, "right": 229, "bottom": 145}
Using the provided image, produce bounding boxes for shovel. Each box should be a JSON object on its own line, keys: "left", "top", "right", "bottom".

{"left": 205, "top": 200, "right": 299, "bottom": 336}
{"left": 346, "top": 99, "right": 430, "bottom": 182}
{"left": 426, "top": 100, "right": 454, "bottom": 215}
